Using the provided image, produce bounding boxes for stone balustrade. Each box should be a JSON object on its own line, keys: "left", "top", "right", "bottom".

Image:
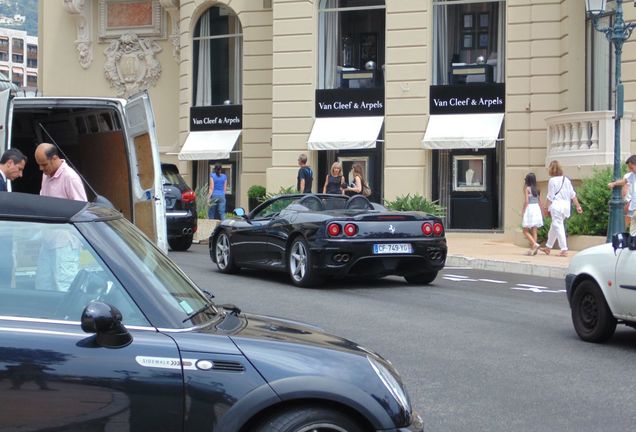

{"left": 545, "top": 110, "right": 632, "bottom": 167}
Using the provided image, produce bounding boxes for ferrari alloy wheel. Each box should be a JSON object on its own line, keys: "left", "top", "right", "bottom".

{"left": 404, "top": 271, "right": 438, "bottom": 285}
{"left": 571, "top": 280, "right": 616, "bottom": 343}
{"left": 254, "top": 406, "right": 363, "bottom": 432}
{"left": 214, "top": 232, "right": 237, "bottom": 273}
{"left": 288, "top": 237, "right": 322, "bottom": 287}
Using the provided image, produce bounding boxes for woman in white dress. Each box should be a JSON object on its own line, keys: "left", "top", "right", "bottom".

{"left": 540, "top": 160, "right": 583, "bottom": 257}
{"left": 521, "top": 172, "right": 543, "bottom": 255}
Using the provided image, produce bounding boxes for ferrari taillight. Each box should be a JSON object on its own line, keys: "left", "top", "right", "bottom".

{"left": 327, "top": 223, "right": 341, "bottom": 237}
{"left": 181, "top": 190, "right": 196, "bottom": 203}
{"left": 433, "top": 222, "right": 444, "bottom": 236}
{"left": 421, "top": 223, "right": 433, "bottom": 236}
{"left": 343, "top": 223, "right": 358, "bottom": 237}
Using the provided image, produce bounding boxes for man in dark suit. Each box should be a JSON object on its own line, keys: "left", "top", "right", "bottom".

{"left": 0, "top": 148, "right": 27, "bottom": 191}
{"left": 0, "top": 148, "right": 27, "bottom": 289}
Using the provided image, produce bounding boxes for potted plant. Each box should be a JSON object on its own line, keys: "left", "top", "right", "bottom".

{"left": 247, "top": 185, "right": 266, "bottom": 211}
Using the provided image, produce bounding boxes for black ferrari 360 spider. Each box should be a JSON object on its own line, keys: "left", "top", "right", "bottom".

{"left": 209, "top": 194, "right": 447, "bottom": 287}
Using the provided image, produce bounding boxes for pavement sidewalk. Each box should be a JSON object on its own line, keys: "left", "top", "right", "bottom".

{"left": 445, "top": 233, "right": 575, "bottom": 279}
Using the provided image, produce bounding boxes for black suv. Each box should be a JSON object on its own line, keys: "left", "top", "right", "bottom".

{"left": 162, "top": 163, "right": 197, "bottom": 251}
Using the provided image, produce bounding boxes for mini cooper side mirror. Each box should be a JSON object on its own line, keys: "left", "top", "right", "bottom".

{"left": 81, "top": 301, "right": 132, "bottom": 348}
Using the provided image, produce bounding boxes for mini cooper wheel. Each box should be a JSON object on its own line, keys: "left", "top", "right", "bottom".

{"left": 254, "top": 406, "right": 363, "bottom": 432}
{"left": 214, "top": 232, "right": 238, "bottom": 273}
{"left": 288, "top": 237, "right": 322, "bottom": 287}
{"left": 404, "top": 271, "right": 438, "bottom": 285}
{"left": 571, "top": 279, "right": 617, "bottom": 343}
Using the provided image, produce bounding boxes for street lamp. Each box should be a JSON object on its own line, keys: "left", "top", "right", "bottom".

{"left": 586, "top": 0, "right": 636, "bottom": 240}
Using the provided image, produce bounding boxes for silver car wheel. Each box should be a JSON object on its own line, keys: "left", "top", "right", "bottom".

{"left": 216, "top": 233, "right": 231, "bottom": 269}
{"left": 290, "top": 240, "right": 307, "bottom": 282}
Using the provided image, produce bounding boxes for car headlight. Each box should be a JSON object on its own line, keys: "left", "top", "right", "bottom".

{"left": 367, "top": 355, "right": 411, "bottom": 412}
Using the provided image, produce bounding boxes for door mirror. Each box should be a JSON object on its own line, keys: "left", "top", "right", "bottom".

{"left": 612, "top": 232, "right": 629, "bottom": 250}
{"left": 81, "top": 301, "right": 132, "bottom": 348}
{"left": 234, "top": 207, "right": 246, "bottom": 217}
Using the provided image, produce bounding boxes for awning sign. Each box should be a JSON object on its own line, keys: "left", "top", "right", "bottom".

{"left": 430, "top": 84, "right": 504, "bottom": 115}
{"left": 190, "top": 105, "right": 242, "bottom": 131}
{"left": 315, "top": 88, "right": 384, "bottom": 117}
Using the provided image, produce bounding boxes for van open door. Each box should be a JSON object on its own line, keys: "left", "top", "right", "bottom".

{"left": 124, "top": 91, "right": 168, "bottom": 252}
{"left": 0, "top": 89, "right": 11, "bottom": 155}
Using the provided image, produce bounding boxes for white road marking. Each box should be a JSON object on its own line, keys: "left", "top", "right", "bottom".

{"left": 512, "top": 287, "right": 566, "bottom": 293}
{"left": 516, "top": 283, "right": 548, "bottom": 289}
{"left": 443, "top": 277, "right": 479, "bottom": 282}
{"left": 478, "top": 279, "right": 507, "bottom": 284}
{"left": 444, "top": 274, "right": 471, "bottom": 278}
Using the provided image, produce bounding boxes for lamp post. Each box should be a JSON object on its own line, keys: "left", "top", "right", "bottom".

{"left": 586, "top": 0, "right": 636, "bottom": 240}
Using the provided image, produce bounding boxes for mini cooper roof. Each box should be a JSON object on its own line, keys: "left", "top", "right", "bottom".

{"left": 0, "top": 191, "right": 104, "bottom": 222}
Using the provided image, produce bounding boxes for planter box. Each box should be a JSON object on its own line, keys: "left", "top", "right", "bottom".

{"left": 194, "top": 219, "right": 219, "bottom": 244}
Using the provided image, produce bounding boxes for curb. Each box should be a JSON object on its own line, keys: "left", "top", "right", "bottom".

{"left": 446, "top": 255, "right": 567, "bottom": 279}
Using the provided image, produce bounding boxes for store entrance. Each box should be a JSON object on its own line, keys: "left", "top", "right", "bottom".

{"left": 317, "top": 145, "right": 383, "bottom": 202}
{"left": 432, "top": 147, "right": 501, "bottom": 229}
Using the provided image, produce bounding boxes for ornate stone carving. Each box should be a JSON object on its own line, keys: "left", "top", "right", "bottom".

{"left": 63, "top": 0, "right": 93, "bottom": 69}
{"left": 104, "top": 33, "right": 162, "bottom": 97}
{"left": 159, "top": 0, "right": 181, "bottom": 62}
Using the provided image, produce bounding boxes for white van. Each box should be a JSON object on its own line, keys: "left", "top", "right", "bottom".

{"left": 0, "top": 90, "right": 167, "bottom": 251}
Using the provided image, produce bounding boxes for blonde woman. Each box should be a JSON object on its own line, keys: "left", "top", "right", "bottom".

{"left": 540, "top": 160, "right": 583, "bottom": 257}
{"left": 344, "top": 163, "right": 365, "bottom": 196}
{"left": 323, "top": 162, "right": 346, "bottom": 194}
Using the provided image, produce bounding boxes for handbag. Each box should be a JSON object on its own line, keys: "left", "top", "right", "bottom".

{"left": 362, "top": 182, "right": 372, "bottom": 197}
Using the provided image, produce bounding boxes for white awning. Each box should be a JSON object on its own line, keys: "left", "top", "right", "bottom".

{"left": 307, "top": 116, "right": 384, "bottom": 150}
{"left": 422, "top": 113, "right": 504, "bottom": 150}
{"left": 178, "top": 130, "right": 241, "bottom": 161}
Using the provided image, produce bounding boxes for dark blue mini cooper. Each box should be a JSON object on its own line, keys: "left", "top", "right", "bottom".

{"left": 0, "top": 192, "right": 423, "bottom": 432}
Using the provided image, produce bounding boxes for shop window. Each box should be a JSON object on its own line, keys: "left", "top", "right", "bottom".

{"left": 317, "top": 0, "right": 385, "bottom": 90}
{"left": 192, "top": 5, "right": 243, "bottom": 106}
{"left": 586, "top": 14, "right": 613, "bottom": 111}
{"left": 432, "top": 0, "right": 505, "bottom": 85}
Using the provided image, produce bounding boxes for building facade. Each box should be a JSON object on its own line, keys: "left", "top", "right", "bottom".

{"left": 0, "top": 27, "right": 37, "bottom": 90}
{"left": 39, "top": 0, "right": 636, "bottom": 238}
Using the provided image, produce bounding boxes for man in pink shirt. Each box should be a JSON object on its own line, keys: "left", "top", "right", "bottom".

{"left": 35, "top": 143, "right": 87, "bottom": 201}
{"left": 34, "top": 143, "right": 86, "bottom": 291}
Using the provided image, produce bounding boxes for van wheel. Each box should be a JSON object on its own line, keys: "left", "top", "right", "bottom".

{"left": 404, "top": 271, "right": 438, "bottom": 285}
{"left": 571, "top": 280, "right": 617, "bottom": 343}
{"left": 168, "top": 235, "right": 193, "bottom": 251}
{"left": 214, "top": 232, "right": 238, "bottom": 273}
{"left": 254, "top": 406, "right": 363, "bottom": 432}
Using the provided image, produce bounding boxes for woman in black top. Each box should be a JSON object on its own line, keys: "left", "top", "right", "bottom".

{"left": 323, "top": 161, "right": 345, "bottom": 194}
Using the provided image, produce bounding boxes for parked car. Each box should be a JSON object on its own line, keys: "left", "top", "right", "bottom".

{"left": 210, "top": 193, "right": 447, "bottom": 287}
{"left": 0, "top": 192, "right": 423, "bottom": 432}
{"left": 162, "top": 163, "right": 197, "bottom": 251}
{"left": 565, "top": 233, "right": 636, "bottom": 343}
{"left": 0, "top": 89, "right": 167, "bottom": 250}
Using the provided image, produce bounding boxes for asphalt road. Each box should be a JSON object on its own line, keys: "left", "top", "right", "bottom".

{"left": 170, "top": 244, "right": 636, "bottom": 432}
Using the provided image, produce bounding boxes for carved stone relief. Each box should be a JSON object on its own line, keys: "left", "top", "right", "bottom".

{"left": 159, "top": 0, "right": 181, "bottom": 62}
{"left": 104, "top": 33, "right": 162, "bottom": 98}
{"left": 63, "top": 0, "right": 93, "bottom": 69}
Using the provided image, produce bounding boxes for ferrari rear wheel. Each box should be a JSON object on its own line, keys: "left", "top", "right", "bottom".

{"left": 214, "top": 232, "right": 238, "bottom": 273}
{"left": 571, "top": 280, "right": 616, "bottom": 343}
{"left": 288, "top": 237, "right": 322, "bottom": 287}
{"left": 404, "top": 271, "right": 438, "bottom": 285}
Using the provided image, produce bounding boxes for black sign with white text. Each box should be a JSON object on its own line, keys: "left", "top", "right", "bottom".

{"left": 315, "top": 88, "right": 385, "bottom": 117}
{"left": 190, "top": 105, "right": 242, "bottom": 131}
{"left": 429, "top": 84, "right": 505, "bottom": 115}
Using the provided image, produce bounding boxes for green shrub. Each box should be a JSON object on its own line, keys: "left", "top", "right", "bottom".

{"left": 264, "top": 185, "right": 297, "bottom": 201}
{"left": 247, "top": 184, "right": 266, "bottom": 199}
{"left": 384, "top": 194, "right": 445, "bottom": 217}
{"left": 567, "top": 166, "right": 626, "bottom": 236}
{"left": 195, "top": 185, "right": 210, "bottom": 219}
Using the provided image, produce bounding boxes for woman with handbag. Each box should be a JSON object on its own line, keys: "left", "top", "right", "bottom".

{"left": 540, "top": 160, "right": 583, "bottom": 257}
{"left": 343, "top": 163, "right": 371, "bottom": 198}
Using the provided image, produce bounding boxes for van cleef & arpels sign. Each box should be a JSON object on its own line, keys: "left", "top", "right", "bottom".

{"left": 429, "top": 84, "right": 505, "bottom": 115}
{"left": 315, "top": 88, "right": 385, "bottom": 117}
{"left": 190, "top": 105, "right": 243, "bottom": 131}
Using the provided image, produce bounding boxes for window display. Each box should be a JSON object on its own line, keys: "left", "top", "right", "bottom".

{"left": 453, "top": 155, "right": 486, "bottom": 192}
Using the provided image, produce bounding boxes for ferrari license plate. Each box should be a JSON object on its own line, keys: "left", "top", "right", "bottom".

{"left": 373, "top": 243, "right": 413, "bottom": 254}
